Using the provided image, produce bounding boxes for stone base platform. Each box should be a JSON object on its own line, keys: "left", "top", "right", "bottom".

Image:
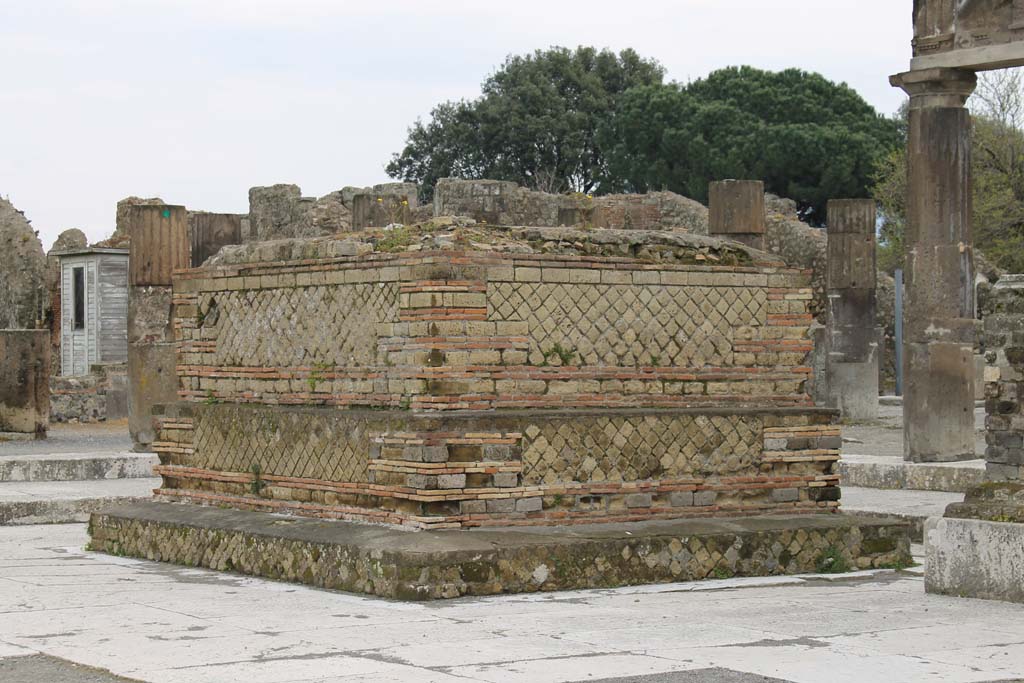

{"left": 839, "top": 454, "right": 986, "bottom": 493}
{"left": 926, "top": 517, "right": 1024, "bottom": 604}
{"left": 926, "top": 483, "right": 1024, "bottom": 604}
{"left": 89, "top": 501, "right": 911, "bottom": 600}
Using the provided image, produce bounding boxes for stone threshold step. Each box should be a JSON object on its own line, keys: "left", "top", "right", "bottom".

{"left": 89, "top": 501, "right": 912, "bottom": 601}
{"left": 838, "top": 454, "right": 986, "bottom": 493}
{"left": 0, "top": 452, "right": 158, "bottom": 483}
{"left": 0, "top": 478, "right": 160, "bottom": 525}
{"left": 841, "top": 486, "right": 964, "bottom": 543}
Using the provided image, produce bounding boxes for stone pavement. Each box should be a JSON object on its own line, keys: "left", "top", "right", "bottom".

{"left": 1, "top": 421, "right": 134, "bottom": 456}
{"left": 1, "top": 524, "right": 1023, "bottom": 683}
{"left": 835, "top": 403, "right": 988, "bottom": 539}
{"left": 840, "top": 403, "right": 987, "bottom": 462}
{"left": 0, "top": 422, "right": 158, "bottom": 525}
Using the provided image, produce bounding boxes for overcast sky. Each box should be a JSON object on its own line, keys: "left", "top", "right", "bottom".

{"left": 1, "top": 0, "right": 912, "bottom": 248}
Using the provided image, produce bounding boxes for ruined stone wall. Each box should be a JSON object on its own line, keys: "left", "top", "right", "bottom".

{"left": 0, "top": 330, "right": 49, "bottom": 434}
{"left": 981, "top": 276, "right": 1024, "bottom": 482}
{"left": 248, "top": 183, "right": 421, "bottom": 240}
{"left": 0, "top": 198, "right": 46, "bottom": 329}
{"left": 433, "top": 179, "right": 709, "bottom": 233}
{"left": 50, "top": 363, "right": 128, "bottom": 423}
{"left": 150, "top": 238, "right": 839, "bottom": 528}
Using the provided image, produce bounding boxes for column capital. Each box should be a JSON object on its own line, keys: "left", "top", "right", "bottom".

{"left": 890, "top": 68, "right": 977, "bottom": 109}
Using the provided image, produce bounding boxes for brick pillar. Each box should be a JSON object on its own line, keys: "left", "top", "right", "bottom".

{"left": 825, "top": 199, "right": 879, "bottom": 420}
{"left": 892, "top": 68, "right": 977, "bottom": 462}
{"left": 127, "top": 205, "right": 189, "bottom": 450}
{"left": 708, "top": 180, "right": 766, "bottom": 251}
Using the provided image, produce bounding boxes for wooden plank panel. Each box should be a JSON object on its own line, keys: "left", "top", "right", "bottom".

{"left": 87, "top": 260, "right": 98, "bottom": 368}
{"left": 98, "top": 255, "right": 129, "bottom": 363}
{"left": 128, "top": 205, "right": 189, "bottom": 286}
{"left": 189, "top": 212, "right": 242, "bottom": 267}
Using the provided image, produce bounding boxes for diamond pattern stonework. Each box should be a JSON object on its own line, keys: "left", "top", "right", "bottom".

{"left": 488, "top": 283, "right": 765, "bottom": 367}
{"left": 209, "top": 284, "right": 399, "bottom": 368}
{"left": 192, "top": 405, "right": 374, "bottom": 483}
{"left": 521, "top": 414, "right": 761, "bottom": 485}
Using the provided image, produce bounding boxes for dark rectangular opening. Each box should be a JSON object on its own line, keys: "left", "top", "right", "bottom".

{"left": 72, "top": 266, "right": 85, "bottom": 330}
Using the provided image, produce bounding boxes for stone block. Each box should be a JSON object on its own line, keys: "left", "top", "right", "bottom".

{"left": 926, "top": 516, "right": 1024, "bottom": 603}
{"left": 625, "top": 493, "right": 653, "bottom": 508}
{"left": 492, "top": 472, "right": 518, "bottom": 488}
{"left": 515, "top": 497, "right": 542, "bottom": 513}
{"left": 486, "top": 498, "right": 516, "bottom": 514}
{"left": 808, "top": 486, "right": 841, "bottom": 502}
{"left": 694, "top": 491, "right": 718, "bottom": 507}
{"left": 437, "top": 474, "right": 466, "bottom": 490}
{"left": 771, "top": 488, "right": 800, "bottom": 503}
{"left": 421, "top": 446, "right": 449, "bottom": 463}
{"left": 669, "top": 491, "right": 695, "bottom": 507}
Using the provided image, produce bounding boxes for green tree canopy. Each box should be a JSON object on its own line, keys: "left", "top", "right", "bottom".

{"left": 601, "top": 66, "right": 900, "bottom": 223}
{"left": 386, "top": 47, "right": 664, "bottom": 199}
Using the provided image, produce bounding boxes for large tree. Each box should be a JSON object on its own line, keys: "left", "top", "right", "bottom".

{"left": 386, "top": 47, "right": 665, "bottom": 198}
{"left": 601, "top": 66, "right": 901, "bottom": 223}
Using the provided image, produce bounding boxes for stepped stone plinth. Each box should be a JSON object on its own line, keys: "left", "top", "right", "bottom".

{"left": 89, "top": 223, "right": 911, "bottom": 596}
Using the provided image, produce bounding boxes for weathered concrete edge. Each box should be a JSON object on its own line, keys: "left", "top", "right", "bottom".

{"left": 1, "top": 496, "right": 151, "bottom": 525}
{"left": 925, "top": 516, "right": 1024, "bottom": 604}
{"left": 89, "top": 501, "right": 912, "bottom": 601}
{"left": 838, "top": 458, "right": 986, "bottom": 493}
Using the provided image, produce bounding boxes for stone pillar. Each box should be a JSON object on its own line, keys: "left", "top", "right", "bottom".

{"left": 825, "top": 200, "right": 879, "bottom": 421}
{"left": 127, "top": 205, "right": 189, "bottom": 451}
{"left": 708, "top": 180, "right": 766, "bottom": 251}
{"left": 0, "top": 330, "right": 50, "bottom": 437}
{"left": 891, "top": 68, "right": 978, "bottom": 462}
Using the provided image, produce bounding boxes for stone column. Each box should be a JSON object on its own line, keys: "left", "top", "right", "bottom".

{"left": 825, "top": 200, "right": 879, "bottom": 421}
{"left": 708, "top": 180, "right": 766, "bottom": 251}
{"left": 891, "top": 67, "right": 978, "bottom": 462}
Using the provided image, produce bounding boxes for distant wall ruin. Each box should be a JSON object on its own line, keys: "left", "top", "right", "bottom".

{"left": 0, "top": 198, "right": 47, "bottom": 330}
{"left": 432, "top": 179, "right": 709, "bottom": 233}
{"left": 0, "top": 330, "right": 49, "bottom": 435}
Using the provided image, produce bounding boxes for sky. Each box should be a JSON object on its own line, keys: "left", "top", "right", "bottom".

{"left": 0, "top": 0, "right": 912, "bottom": 248}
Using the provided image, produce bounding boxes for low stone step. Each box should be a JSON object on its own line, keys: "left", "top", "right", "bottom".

{"left": 0, "top": 478, "right": 160, "bottom": 525}
{"left": 0, "top": 452, "right": 158, "bottom": 482}
{"left": 838, "top": 454, "right": 986, "bottom": 493}
{"left": 89, "top": 501, "right": 913, "bottom": 600}
{"left": 841, "top": 486, "right": 964, "bottom": 543}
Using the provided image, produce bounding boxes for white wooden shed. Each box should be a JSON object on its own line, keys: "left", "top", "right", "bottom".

{"left": 54, "top": 248, "right": 129, "bottom": 377}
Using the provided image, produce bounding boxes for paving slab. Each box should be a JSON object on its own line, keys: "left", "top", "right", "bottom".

{"left": 0, "top": 654, "right": 142, "bottom": 683}
{"left": 840, "top": 404, "right": 986, "bottom": 460}
{"left": 0, "top": 479, "right": 160, "bottom": 525}
{"left": 0, "top": 452, "right": 157, "bottom": 482}
{"left": 0, "top": 422, "right": 133, "bottom": 457}
{"left": 3, "top": 524, "right": 1024, "bottom": 683}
